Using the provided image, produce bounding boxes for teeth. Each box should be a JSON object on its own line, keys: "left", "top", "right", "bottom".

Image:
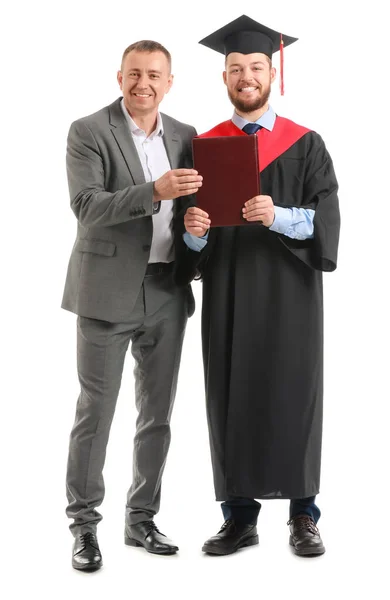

{"left": 134, "top": 94, "right": 150, "bottom": 97}
{"left": 240, "top": 87, "right": 256, "bottom": 92}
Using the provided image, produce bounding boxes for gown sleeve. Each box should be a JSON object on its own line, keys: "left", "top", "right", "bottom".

{"left": 279, "top": 132, "right": 340, "bottom": 272}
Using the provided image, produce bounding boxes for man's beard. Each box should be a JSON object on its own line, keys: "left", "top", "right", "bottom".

{"left": 228, "top": 84, "right": 271, "bottom": 113}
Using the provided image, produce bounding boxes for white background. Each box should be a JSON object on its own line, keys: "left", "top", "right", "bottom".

{"left": 2, "top": 0, "right": 389, "bottom": 598}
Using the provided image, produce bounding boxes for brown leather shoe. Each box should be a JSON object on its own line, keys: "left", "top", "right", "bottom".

{"left": 288, "top": 515, "right": 325, "bottom": 556}
{"left": 202, "top": 519, "right": 259, "bottom": 555}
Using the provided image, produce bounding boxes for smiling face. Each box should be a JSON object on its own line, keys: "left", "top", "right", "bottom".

{"left": 117, "top": 50, "right": 173, "bottom": 118}
{"left": 223, "top": 52, "right": 276, "bottom": 114}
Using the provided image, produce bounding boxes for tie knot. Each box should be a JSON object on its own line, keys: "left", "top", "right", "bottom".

{"left": 242, "top": 122, "right": 262, "bottom": 135}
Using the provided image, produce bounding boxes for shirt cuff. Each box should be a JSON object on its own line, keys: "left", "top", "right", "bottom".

{"left": 183, "top": 231, "right": 209, "bottom": 252}
{"left": 269, "top": 206, "right": 315, "bottom": 240}
{"left": 269, "top": 206, "right": 294, "bottom": 234}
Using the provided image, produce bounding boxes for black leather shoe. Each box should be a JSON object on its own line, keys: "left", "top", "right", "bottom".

{"left": 72, "top": 532, "right": 102, "bottom": 571}
{"left": 202, "top": 519, "right": 259, "bottom": 555}
{"left": 288, "top": 515, "right": 325, "bottom": 556}
{"left": 125, "top": 521, "right": 178, "bottom": 555}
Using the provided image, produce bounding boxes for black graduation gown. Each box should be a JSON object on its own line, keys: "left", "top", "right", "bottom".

{"left": 197, "top": 117, "right": 340, "bottom": 500}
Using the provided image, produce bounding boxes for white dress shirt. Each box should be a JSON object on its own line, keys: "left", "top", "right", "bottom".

{"left": 121, "top": 98, "right": 174, "bottom": 263}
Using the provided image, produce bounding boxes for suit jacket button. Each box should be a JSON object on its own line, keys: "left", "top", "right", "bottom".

{"left": 143, "top": 244, "right": 151, "bottom": 251}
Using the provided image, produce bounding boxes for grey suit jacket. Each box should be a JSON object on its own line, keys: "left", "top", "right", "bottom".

{"left": 61, "top": 97, "right": 197, "bottom": 322}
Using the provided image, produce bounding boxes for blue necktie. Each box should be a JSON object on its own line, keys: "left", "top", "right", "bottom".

{"left": 242, "top": 123, "right": 262, "bottom": 135}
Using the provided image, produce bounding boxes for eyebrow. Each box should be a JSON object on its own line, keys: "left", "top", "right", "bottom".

{"left": 127, "top": 68, "right": 162, "bottom": 74}
{"left": 228, "top": 61, "right": 266, "bottom": 68}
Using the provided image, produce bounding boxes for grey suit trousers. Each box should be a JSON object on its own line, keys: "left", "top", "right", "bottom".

{"left": 65, "top": 270, "right": 188, "bottom": 535}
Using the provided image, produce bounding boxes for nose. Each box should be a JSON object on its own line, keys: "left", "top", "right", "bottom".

{"left": 137, "top": 73, "right": 149, "bottom": 88}
{"left": 240, "top": 66, "right": 255, "bottom": 82}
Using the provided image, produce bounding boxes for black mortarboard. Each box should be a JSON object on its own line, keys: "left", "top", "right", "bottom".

{"left": 199, "top": 15, "right": 298, "bottom": 94}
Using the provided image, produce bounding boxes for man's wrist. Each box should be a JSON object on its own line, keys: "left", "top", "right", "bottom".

{"left": 152, "top": 182, "right": 162, "bottom": 202}
{"left": 267, "top": 211, "right": 276, "bottom": 228}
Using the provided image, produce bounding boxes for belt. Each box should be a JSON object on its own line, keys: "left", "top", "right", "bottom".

{"left": 145, "top": 262, "right": 174, "bottom": 276}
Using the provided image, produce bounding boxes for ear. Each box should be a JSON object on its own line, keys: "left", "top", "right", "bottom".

{"left": 223, "top": 71, "right": 227, "bottom": 86}
{"left": 270, "top": 66, "right": 277, "bottom": 83}
{"left": 117, "top": 70, "right": 123, "bottom": 89}
{"left": 166, "top": 73, "right": 174, "bottom": 93}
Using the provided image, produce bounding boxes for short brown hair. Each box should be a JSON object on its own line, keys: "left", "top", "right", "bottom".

{"left": 121, "top": 40, "right": 171, "bottom": 72}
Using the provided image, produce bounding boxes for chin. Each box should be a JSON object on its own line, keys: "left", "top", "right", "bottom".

{"left": 236, "top": 101, "right": 264, "bottom": 113}
{"left": 236, "top": 94, "right": 269, "bottom": 113}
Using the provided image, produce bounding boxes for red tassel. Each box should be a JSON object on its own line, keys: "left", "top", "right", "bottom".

{"left": 280, "top": 33, "right": 284, "bottom": 96}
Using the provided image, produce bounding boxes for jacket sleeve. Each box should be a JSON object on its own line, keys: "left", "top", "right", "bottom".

{"left": 67, "top": 119, "right": 155, "bottom": 227}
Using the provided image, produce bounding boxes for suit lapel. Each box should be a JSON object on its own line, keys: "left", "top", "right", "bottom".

{"left": 161, "top": 114, "right": 184, "bottom": 216}
{"left": 161, "top": 114, "right": 181, "bottom": 170}
{"left": 108, "top": 100, "right": 185, "bottom": 215}
{"left": 108, "top": 98, "right": 146, "bottom": 185}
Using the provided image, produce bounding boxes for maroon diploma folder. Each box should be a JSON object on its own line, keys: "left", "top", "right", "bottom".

{"left": 192, "top": 135, "right": 260, "bottom": 227}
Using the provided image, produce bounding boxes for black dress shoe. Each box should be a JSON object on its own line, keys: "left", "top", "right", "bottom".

{"left": 72, "top": 532, "right": 102, "bottom": 571}
{"left": 288, "top": 515, "right": 325, "bottom": 556}
{"left": 202, "top": 519, "right": 259, "bottom": 555}
{"left": 125, "top": 521, "right": 178, "bottom": 555}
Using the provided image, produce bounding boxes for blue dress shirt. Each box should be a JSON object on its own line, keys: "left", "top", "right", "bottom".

{"left": 184, "top": 107, "right": 315, "bottom": 251}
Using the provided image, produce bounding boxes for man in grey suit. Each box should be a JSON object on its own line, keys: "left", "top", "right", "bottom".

{"left": 62, "top": 40, "right": 202, "bottom": 571}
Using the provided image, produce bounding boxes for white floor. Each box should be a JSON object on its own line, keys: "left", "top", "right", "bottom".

{"left": 5, "top": 487, "right": 389, "bottom": 600}
{"left": 4, "top": 279, "right": 390, "bottom": 599}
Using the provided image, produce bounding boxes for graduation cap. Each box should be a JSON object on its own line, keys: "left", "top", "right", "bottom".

{"left": 199, "top": 15, "right": 298, "bottom": 95}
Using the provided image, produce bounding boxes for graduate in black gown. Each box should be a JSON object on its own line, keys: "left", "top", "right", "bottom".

{"left": 183, "top": 15, "right": 340, "bottom": 557}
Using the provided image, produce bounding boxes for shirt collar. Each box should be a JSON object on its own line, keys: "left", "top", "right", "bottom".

{"left": 120, "top": 98, "right": 164, "bottom": 138}
{"left": 232, "top": 105, "right": 276, "bottom": 132}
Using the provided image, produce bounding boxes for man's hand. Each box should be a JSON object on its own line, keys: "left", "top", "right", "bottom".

{"left": 153, "top": 169, "right": 203, "bottom": 202}
{"left": 242, "top": 195, "right": 275, "bottom": 227}
{"left": 184, "top": 206, "right": 211, "bottom": 237}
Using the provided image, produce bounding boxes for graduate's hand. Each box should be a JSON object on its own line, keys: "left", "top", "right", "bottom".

{"left": 184, "top": 206, "right": 211, "bottom": 237}
{"left": 242, "top": 195, "right": 275, "bottom": 227}
{"left": 153, "top": 169, "right": 203, "bottom": 201}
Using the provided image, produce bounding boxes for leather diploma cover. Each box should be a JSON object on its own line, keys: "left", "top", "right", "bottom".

{"left": 192, "top": 135, "right": 260, "bottom": 227}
